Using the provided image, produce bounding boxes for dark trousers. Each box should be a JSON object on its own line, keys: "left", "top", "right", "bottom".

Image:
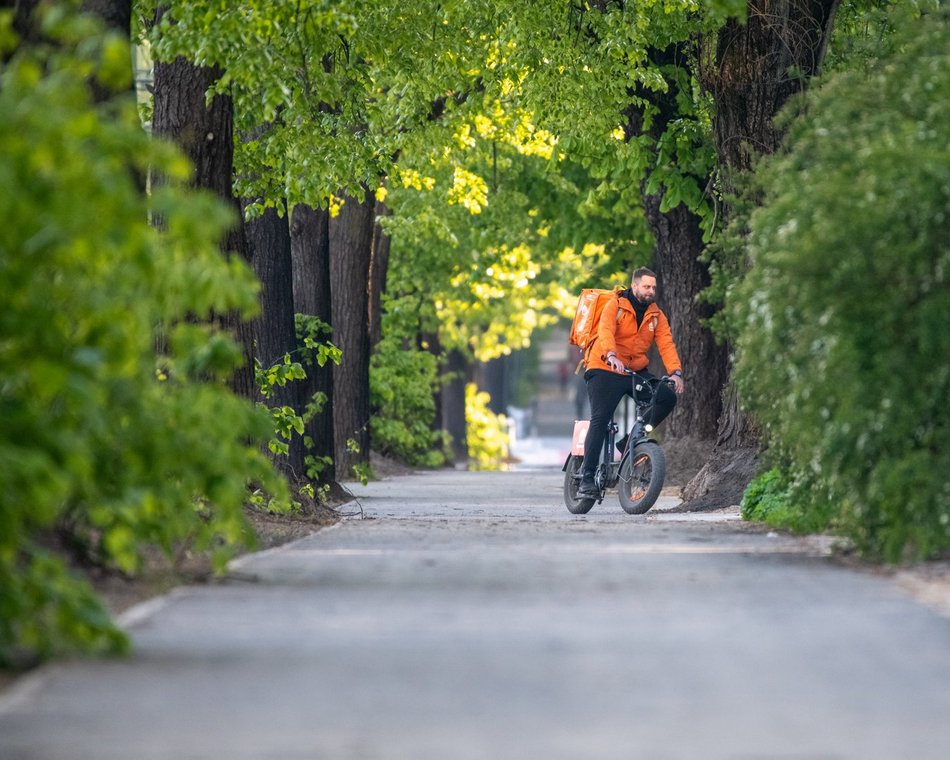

{"left": 581, "top": 369, "right": 677, "bottom": 478}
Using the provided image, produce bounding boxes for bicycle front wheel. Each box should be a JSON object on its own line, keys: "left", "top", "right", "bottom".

{"left": 563, "top": 455, "right": 595, "bottom": 514}
{"left": 617, "top": 442, "right": 665, "bottom": 514}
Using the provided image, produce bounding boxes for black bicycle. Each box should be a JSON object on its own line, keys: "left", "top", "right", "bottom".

{"left": 562, "top": 372, "right": 670, "bottom": 515}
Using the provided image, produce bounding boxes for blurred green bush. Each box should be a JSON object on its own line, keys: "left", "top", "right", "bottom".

{"left": 730, "top": 7, "right": 949, "bottom": 561}
{"left": 0, "top": 6, "right": 284, "bottom": 665}
{"left": 370, "top": 307, "right": 446, "bottom": 468}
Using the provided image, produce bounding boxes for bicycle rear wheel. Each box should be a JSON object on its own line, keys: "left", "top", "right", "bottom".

{"left": 563, "top": 455, "right": 595, "bottom": 514}
{"left": 617, "top": 442, "right": 665, "bottom": 514}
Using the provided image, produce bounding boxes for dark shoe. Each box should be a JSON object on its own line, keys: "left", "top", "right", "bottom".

{"left": 616, "top": 433, "right": 629, "bottom": 455}
{"left": 577, "top": 476, "right": 598, "bottom": 498}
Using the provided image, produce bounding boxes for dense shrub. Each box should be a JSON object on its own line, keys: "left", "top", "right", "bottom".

{"left": 740, "top": 469, "right": 793, "bottom": 524}
{"left": 370, "top": 330, "right": 446, "bottom": 468}
{"left": 0, "top": 8, "right": 284, "bottom": 664}
{"left": 730, "top": 8, "right": 950, "bottom": 561}
{"left": 740, "top": 467, "right": 837, "bottom": 535}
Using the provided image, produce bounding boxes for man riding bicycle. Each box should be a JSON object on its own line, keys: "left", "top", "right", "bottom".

{"left": 577, "top": 267, "right": 684, "bottom": 498}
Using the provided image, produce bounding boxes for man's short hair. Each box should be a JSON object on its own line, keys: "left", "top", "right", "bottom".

{"left": 632, "top": 267, "right": 656, "bottom": 281}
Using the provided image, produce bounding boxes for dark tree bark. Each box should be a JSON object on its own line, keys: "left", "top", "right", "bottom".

{"left": 368, "top": 200, "right": 391, "bottom": 350}
{"left": 625, "top": 43, "right": 727, "bottom": 443}
{"left": 419, "top": 330, "right": 444, "bottom": 436}
{"left": 329, "top": 193, "right": 375, "bottom": 476}
{"left": 479, "top": 356, "right": 508, "bottom": 417}
{"left": 81, "top": 0, "right": 130, "bottom": 37}
{"left": 290, "top": 203, "right": 336, "bottom": 486}
{"left": 644, "top": 198, "right": 726, "bottom": 441}
{"left": 702, "top": 0, "right": 841, "bottom": 450}
{"left": 151, "top": 41, "right": 256, "bottom": 399}
{"left": 678, "top": 0, "right": 841, "bottom": 508}
{"left": 6, "top": 0, "right": 40, "bottom": 52}
{"left": 243, "top": 201, "right": 305, "bottom": 479}
{"left": 704, "top": 0, "right": 841, "bottom": 177}
{"left": 7, "top": 1, "right": 132, "bottom": 84}
{"left": 442, "top": 348, "right": 471, "bottom": 464}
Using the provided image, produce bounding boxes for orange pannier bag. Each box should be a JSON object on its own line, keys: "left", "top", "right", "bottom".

{"left": 568, "top": 287, "right": 623, "bottom": 370}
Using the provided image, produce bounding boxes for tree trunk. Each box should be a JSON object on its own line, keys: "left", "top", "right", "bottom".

{"left": 8, "top": 0, "right": 41, "bottom": 53}
{"left": 442, "top": 348, "right": 471, "bottom": 464}
{"left": 290, "top": 203, "right": 336, "bottom": 486}
{"left": 8, "top": 2, "right": 132, "bottom": 84}
{"left": 704, "top": 0, "right": 841, "bottom": 176}
{"left": 644, "top": 196, "right": 726, "bottom": 442}
{"left": 151, "top": 43, "right": 256, "bottom": 399}
{"left": 329, "top": 193, "right": 375, "bottom": 477}
{"left": 81, "top": 0, "right": 130, "bottom": 32}
{"left": 624, "top": 43, "right": 727, "bottom": 444}
{"left": 419, "top": 330, "right": 443, "bottom": 435}
{"left": 678, "top": 0, "right": 841, "bottom": 507}
{"left": 478, "top": 356, "right": 508, "bottom": 417}
{"left": 368, "top": 200, "right": 391, "bottom": 350}
{"left": 703, "top": 0, "right": 842, "bottom": 446}
{"left": 244, "top": 201, "right": 305, "bottom": 479}
{"left": 81, "top": 0, "right": 131, "bottom": 85}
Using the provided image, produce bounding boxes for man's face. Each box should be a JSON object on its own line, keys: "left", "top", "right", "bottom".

{"left": 631, "top": 275, "right": 657, "bottom": 304}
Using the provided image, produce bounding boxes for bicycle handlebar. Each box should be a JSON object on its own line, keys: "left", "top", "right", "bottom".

{"left": 623, "top": 369, "right": 676, "bottom": 383}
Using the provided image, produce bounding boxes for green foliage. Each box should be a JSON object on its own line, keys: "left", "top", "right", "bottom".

{"left": 740, "top": 467, "right": 836, "bottom": 534}
{"left": 253, "top": 316, "right": 342, "bottom": 501}
{"left": 293, "top": 314, "right": 341, "bottom": 483}
{"left": 295, "top": 313, "right": 342, "bottom": 370}
{"left": 465, "top": 383, "right": 509, "bottom": 470}
{"left": 346, "top": 438, "right": 373, "bottom": 486}
{"left": 0, "top": 548, "right": 129, "bottom": 667}
{"left": 740, "top": 468, "right": 790, "bottom": 522}
{"left": 825, "top": 0, "right": 941, "bottom": 74}
{"left": 0, "top": 4, "right": 285, "bottom": 665}
{"left": 383, "top": 123, "right": 631, "bottom": 363}
{"left": 370, "top": 313, "right": 446, "bottom": 468}
{"left": 255, "top": 353, "right": 306, "bottom": 465}
{"left": 145, "top": 0, "right": 731, "bottom": 365}
{"left": 729, "top": 6, "right": 950, "bottom": 561}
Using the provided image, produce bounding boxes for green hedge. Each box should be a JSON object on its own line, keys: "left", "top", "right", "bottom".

{"left": 370, "top": 304, "right": 446, "bottom": 468}
{"left": 0, "top": 6, "right": 284, "bottom": 665}
{"left": 730, "top": 8, "right": 950, "bottom": 561}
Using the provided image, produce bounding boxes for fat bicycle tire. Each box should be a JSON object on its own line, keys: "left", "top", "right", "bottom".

{"left": 563, "top": 455, "right": 595, "bottom": 514}
{"left": 617, "top": 442, "right": 665, "bottom": 514}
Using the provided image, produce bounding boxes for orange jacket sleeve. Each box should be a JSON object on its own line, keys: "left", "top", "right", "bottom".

{"left": 653, "top": 310, "right": 682, "bottom": 375}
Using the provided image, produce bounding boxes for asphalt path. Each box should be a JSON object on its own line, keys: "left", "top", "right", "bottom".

{"left": 2, "top": 468, "right": 950, "bottom": 760}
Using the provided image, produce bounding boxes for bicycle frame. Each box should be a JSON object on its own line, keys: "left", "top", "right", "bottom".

{"left": 596, "top": 420, "right": 620, "bottom": 491}
{"left": 564, "top": 372, "right": 667, "bottom": 492}
{"left": 563, "top": 371, "right": 673, "bottom": 513}
{"left": 625, "top": 372, "right": 664, "bottom": 445}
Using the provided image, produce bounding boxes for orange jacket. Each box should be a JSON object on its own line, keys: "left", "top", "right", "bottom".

{"left": 585, "top": 293, "right": 682, "bottom": 375}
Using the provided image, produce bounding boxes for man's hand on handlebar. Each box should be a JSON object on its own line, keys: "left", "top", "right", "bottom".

{"left": 604, "top": 352, "right": 626, "bottom": 373}
{"left": 669, "top": 373, "right": 684, "bottom": 395}
{"left": 605, "top": 355, "right": 684, "bottom": 394}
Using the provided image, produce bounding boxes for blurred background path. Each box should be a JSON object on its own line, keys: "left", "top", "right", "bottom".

{"left": 506, "top": 325, "right": 583, "bottom": 468}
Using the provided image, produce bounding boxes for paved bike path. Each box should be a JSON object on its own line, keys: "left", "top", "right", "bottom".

{"left": 2, "top": 469, "right": 949, "bottom": 759}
